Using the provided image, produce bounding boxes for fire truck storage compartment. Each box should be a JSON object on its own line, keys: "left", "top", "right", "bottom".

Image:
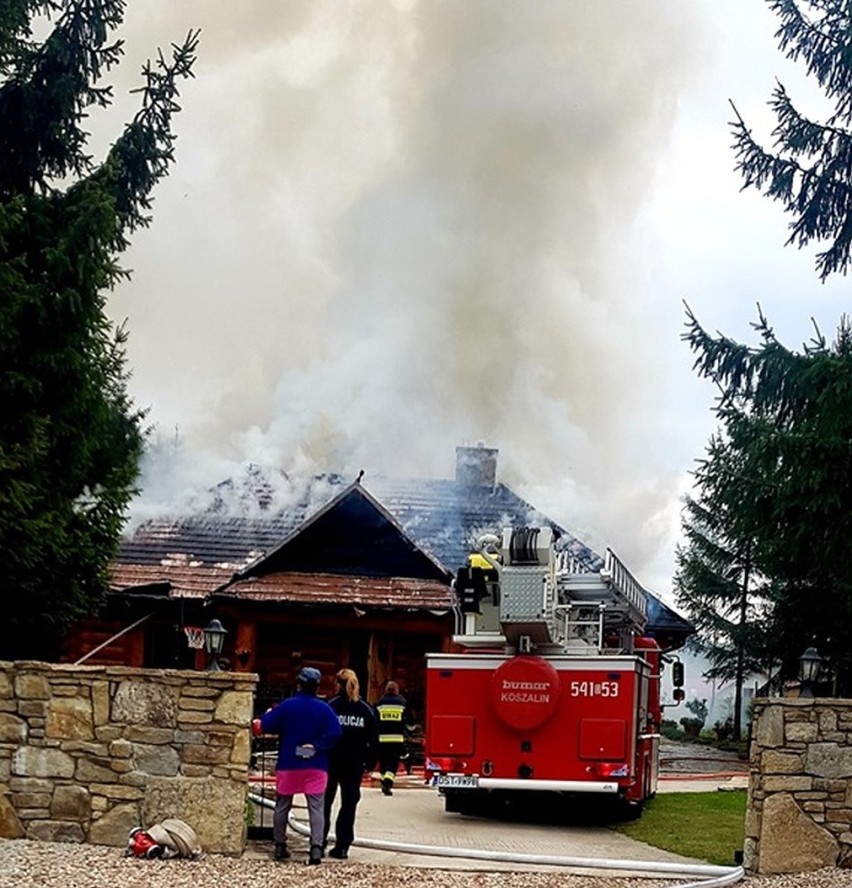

{"left": 578, "top": 718, "right": 627, "bottom": 760}
{"left": 430, "top": 715, "right": 476, "bottom": 756}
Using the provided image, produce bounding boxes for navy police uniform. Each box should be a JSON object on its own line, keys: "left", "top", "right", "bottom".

{"left": 323, "top": 694, "right": 377, "bottom": 856}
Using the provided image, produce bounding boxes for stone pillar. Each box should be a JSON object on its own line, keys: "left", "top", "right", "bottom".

{"left": 746, "top": 699, "right": 852, "bottom": 874}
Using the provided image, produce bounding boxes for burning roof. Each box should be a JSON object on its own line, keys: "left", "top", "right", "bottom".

{"left": 113, "top": 453, "right": 692, "bottom": 642}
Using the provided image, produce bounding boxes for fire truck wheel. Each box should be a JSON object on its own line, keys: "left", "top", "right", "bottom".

{"left": 616, "top": 799, "right": 644, "bottom": 822}
{"left": 443, "top": 790, "right": 487, "bottom": 817}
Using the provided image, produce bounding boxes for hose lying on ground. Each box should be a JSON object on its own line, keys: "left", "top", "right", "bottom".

{"left": 247, "top": 791, "right": 744, "bottom": 888}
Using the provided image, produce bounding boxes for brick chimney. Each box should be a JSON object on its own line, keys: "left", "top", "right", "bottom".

{"left": 455, "top": 443, "right": 498, "bottom": 489}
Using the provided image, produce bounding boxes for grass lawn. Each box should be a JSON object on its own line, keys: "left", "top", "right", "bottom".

{"left": 614, "top": 791, "right": 746, "bottom": 866}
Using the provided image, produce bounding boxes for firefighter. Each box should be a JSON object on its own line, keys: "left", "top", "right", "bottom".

{"left": 374, "top": 680, "right": 410, "bottom": 796}
{"left": 253, "top": 666, "right": 342, "bottom": 865}
{"left": 322, "top": 669, "right": 378, "bottom": 859}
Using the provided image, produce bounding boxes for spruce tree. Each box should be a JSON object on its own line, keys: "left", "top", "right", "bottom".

{"left": 731, "top": 0, "right": 852, "bottom": 280}
{"left": 0, "top": 1, "right": 198, "bottom": 658}
{"left": 674, "top": 495, "right": 768, "bottom": 740}
{"left": 683, "top": 307, "right": 852, "bottom": 693}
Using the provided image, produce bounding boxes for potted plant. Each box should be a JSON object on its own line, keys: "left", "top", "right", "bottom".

{"left": 679, "top": 697, "right": 708, "bottom": 738}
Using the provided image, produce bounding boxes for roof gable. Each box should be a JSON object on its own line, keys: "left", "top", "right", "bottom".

{"left": 237, "top": 483, "right": 451, "bottom": 583}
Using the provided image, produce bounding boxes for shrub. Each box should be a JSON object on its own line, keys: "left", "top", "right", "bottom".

{"left": 661, "top": 721, "right": 685, "bottom": 741}
{"left": 714, "top": 717, "right": 734, "bottom": 741}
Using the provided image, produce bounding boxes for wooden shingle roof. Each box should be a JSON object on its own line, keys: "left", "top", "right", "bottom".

{"left": 220, "top": 572, "right": 452, "bottom": 609}
{"left": 116, "top": 475, "right": 598, "bottom": 574}
{"left": 113, "top": 466, "right": 692, "bottom": 641}
{"left": 366, "top": 477, "right": 601, "bottom": 572}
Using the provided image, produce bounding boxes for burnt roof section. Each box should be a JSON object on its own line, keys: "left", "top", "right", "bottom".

{"left": 117, "top": 471, "right": 340, "bottom": 570}
{"left": 117, "top": 471, "right": 599, "bottom": 575}
{"left": 117, "top": 464, "right": 692, "bottom": 642}
{"left": 365, "top": 476, "right": 602, "bottom": 572}
{"left": 118, "top": 516, "right": 296, "bottom": 569}
{"left": 236, "top": 483, "right": 450, "bottom": 583}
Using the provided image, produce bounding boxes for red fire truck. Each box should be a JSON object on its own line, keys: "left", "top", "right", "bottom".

{"left": 425, "top": 527, "right": 683, "bottom": 817}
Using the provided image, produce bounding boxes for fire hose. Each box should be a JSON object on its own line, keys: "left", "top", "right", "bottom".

{"left": 247, "top": 791, "right": 744, "bottom": 888}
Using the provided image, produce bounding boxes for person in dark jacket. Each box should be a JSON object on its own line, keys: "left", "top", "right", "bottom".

{"left": 322, "top": 668, "right": 378, "bottom": 859}
{"left": 254, "top": 666, "right": 341, "bottom": 866}
{"left": 374, "top": 680, "right": 410, "bottom": 796}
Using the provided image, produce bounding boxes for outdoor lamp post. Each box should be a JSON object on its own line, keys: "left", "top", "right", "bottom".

{"left": 203, "top": 619, "right": 228, "bottom": 671}
{"left": 799, "top": 646, "right": 822, "bottom": 699}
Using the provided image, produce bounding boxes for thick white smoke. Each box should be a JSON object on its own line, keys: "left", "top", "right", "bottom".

{"left": 102, "top": 1, "right": 714, "bottom": 591}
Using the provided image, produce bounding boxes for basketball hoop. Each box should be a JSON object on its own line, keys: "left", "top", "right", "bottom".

{"left": 183, "top": 626, "right": 205, "bottom": 650}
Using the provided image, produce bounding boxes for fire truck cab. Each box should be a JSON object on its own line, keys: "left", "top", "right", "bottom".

{"left": 426, "top": 527, "right": 670, "bottom": 817}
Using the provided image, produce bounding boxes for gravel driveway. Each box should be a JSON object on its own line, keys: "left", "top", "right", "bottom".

{"left": 4, "top": 838, "right": 852, "bottom": 888}
{"left": 0, "top": 740, "right": 845, "bottom": 888}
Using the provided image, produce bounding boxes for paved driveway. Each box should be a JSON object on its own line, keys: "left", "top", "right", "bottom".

{"left": 250, "top": 776, "right": 739, "bottom": 877}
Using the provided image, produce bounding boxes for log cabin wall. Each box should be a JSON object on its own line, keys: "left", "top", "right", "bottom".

{"left": 62, "top": 618, "right": 145, "bottom": 668}
{"left": 62, "top": 602, "right": 454, "bottom": 722}
{"left": 215, "top": 607, "right": 451, "bottom": 717}
{"left": 63, "top": 612, "right": 202, "bottom": 672}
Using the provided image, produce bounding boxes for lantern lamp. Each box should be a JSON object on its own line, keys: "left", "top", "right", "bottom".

{"left": 798, "top": 646, "right": 821, "bottom": 698}
{"left": 203, "top": 619, "right": 228, "bottom": 670}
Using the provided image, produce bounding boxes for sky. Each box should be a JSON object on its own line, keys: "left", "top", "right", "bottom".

{"left": 92, "top": 0, "right": 850, "bottom": 604}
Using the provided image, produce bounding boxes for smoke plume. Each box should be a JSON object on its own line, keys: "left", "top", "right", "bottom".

{"left": 103, "top": 1, "right": 707, "bottom": 592}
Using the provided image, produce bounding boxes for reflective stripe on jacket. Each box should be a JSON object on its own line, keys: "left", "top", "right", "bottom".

{"left": 375, "top": 694, "right": 408, "bottom": 744}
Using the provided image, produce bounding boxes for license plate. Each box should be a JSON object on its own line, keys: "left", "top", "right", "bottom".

{"left": 434, "top": 773, "right": 479, "bottom": 789}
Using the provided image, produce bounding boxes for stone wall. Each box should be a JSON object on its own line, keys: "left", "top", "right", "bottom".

{"left": 746, "top": 698, "right": 852, "bottom": 874}
{"left": 0, "top": 661, "right": 256, "bottom": 855}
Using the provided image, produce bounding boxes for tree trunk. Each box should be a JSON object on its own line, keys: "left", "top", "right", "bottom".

{"left": 733, "top": 548, "right": 751, "bottom": 741}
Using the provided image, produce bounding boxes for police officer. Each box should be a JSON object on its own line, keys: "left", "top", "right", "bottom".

{"left": 374, "top": 680, "right": 410, "bottom": 796}
{"left": 322, "top": 669, "right": 378, "bottom": 859}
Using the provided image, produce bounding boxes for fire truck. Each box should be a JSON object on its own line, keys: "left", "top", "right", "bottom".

{"left": 425, "top": 527, "right": 683, "bottom": 817}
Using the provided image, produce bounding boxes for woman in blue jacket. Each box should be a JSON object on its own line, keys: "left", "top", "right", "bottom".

{"left": 255, "top": 666, "right": 341, "bottom": 865}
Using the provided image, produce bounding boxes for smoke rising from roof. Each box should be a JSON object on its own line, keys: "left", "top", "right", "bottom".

{"left": 107, "top": 1, "right": 707, "bottom": 592}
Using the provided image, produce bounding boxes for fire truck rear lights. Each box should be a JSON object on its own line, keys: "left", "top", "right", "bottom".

{"left": 432, "top": 756, "right": 469, "bottom": 773}
{"left": 594, "top": 763, "right": 630, "bottom": 778}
